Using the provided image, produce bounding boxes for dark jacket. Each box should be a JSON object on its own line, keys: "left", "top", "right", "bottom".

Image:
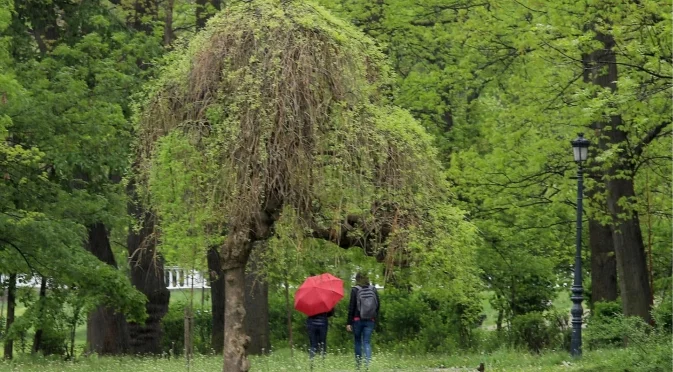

{"left": 307, "top": 308, "right": 334, "bottom": 327}
{"left": 346, "top": 285, "right": 380, "bottom": 325}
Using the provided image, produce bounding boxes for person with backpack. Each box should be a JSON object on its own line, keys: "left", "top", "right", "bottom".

{"left": 346, "top": 272, "right": 380, "bottom": 369}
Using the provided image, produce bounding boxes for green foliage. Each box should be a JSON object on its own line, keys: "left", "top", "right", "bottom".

{"left": 139, "top": 1, "right": 479, "bottom": 313}
{"left": 161, "top": 301, "right": 213, "bottom": 355}
{"left": 268, "top": 286, "right": 483, "bottom": 354}
{"left": 653, "top": 293, "right": 672, "bottom": 333}
{"left": 586, "top": 301, "right": 623, "bottom": 349}
{"left": 585, "top": 314, "right": 672, "bottom": 372}
{"left": 0, "top": 0, "right": 167, "bottom": 332}
{"left": 510, "top": 311, "right": 568, "bottom": 353}
{"left": 319, "top": 0, "right": 672, "bottom": 329}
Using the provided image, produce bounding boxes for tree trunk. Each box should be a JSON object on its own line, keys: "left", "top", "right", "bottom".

{"left": 223, "top": 265, "right": 250, "bottom": 372}
{"left": 606, "top": 174, "right": 651, "bottom": 323}
{"left": 86, "top": 222, "right": 130, "bottom": 354}
{"left": 3, "top": 273, "right": 16, "bottom": 360}
{"left": 582, "top": 26, "right": 619, "bottom": 307}
{"left": 163, "top": 0, "right": 175, "bottom": 46}
{"left": 584, "top": 29, "right": 652, "bottom": 323}
{"left": 196, "top": 0, "right": 209, "bottom": 30}
{"left": 284, "top": 278, "right": 293, "bottom": 356}
{"left": 588, "top": 220, "right": 618, "bottom": 304}
{"left": 132, "top": 0, "right": 158, "bottom": 33}
{"left": 32, "top": 276, "right": 47, "bottom": 354}
{"left": 196, "top": 0, "right": 221, "bottom": 30}
{"left": 244, "top": 254, "right": 270, "bottom": 355}
{"left": 184, "top": 306, "right": 193, "bottom": 360}
{"left": 127, "top": 195, "right": 170, "bottom": 355}
{"left": 208, "top": 247, "right": 225, "bottom": 353}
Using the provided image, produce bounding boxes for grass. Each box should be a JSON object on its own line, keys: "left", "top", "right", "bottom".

{"left": 170, "top": 289, "right": 211, "bottom": 308}
{"left": 0, "top": 347, "right": 631, "bottom": 371}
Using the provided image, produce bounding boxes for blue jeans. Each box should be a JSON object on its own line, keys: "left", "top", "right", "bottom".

{"left": 353, "top": 320, "right": 374, "bottom": 368}
{"left": 307, "top": 323, "right": 327, "bottom": 359}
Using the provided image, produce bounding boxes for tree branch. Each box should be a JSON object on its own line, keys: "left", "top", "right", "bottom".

{"left": 634, "top": 120, "right": 672, "bottom": 156}
{"left": 309, "top": 215, "right": 391, "bottom": 261}
{"left": 0, "top": 237, "right": 36, "bottom": 274}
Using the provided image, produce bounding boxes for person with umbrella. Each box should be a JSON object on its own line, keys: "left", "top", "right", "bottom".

{"left": 294, "top": 273, "right": 344, "bottom": 360}
{"left": 306, "top": 304, "right": 334, "bottom": 359}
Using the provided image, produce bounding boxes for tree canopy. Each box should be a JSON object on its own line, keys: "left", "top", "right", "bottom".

{"left": 137, "top": 1, "right": 478, "bottom": 369}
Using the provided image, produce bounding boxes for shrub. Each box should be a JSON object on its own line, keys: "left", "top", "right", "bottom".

{"left": 586, "top": 301, "right": 623, "bottom": 349}
{"left": 587, "top": 314, "right": 672, "bottom": 372}
{"left": 38, "top": 321, "right": 68, "bottom": 356}
{"left": 653, "top": 293, "right": 672, "bottom": 333}
{"left": 161, "top": 302, "right": 212, "bottom": 355}
{"left": 510, "top": 311, "right": 562, "bottom": 353}
{"left": 268, "top": 286, "right": 482, "bottom": 354}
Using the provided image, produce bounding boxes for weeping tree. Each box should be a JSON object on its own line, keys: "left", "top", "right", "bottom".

{"left": 137, "top": 1, "right": 476, "bottom": 370}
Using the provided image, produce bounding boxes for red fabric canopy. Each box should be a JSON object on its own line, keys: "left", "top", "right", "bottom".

{"left": 294, "top": 273, "right": 344, "bottom": 316}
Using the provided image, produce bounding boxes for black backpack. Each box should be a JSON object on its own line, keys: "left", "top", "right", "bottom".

{"left": 355, "top": 285, "right": 378, "bottom": 319}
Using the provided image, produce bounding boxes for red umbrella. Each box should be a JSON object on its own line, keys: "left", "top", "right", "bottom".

{"left": 294, "top": 273, "right": 344, "bottom": 316}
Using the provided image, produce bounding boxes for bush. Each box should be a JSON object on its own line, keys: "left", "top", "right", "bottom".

{"left": 587, "top": 314, "right": 672, "bottom": 372}
{"left": 586, "top": 301, "right": 623, "bottom": 349}
{"left": 653, "top": 293, "right": 672, "bottom": 333}
{"left": 38, "top": 321, "right": 68, "bottom": 356}
{"left": 268, "top": 286, "right": 483, "bottom": 354}
{"left": 510, "top": 311, "right": 563, "bottom": 353}
{"left": 161, "top": 302, "right": 212, "bottom": 355}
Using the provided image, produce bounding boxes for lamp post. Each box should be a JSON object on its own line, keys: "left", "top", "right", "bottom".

{"left": 570, "top": 133, "right": 590, "bottom": 357}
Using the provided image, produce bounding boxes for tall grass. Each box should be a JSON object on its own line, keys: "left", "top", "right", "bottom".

{"left": 0, "top": 347, "right": 633, "bottom": 371}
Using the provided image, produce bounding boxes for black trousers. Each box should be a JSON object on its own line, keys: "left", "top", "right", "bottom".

{"left": 307, "top": 323, "right": 327, "bottom": 359}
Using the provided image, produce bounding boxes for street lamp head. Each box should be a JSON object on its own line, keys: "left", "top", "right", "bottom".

{"left": 571, "top": 133, "right": 590, "bottom": 163}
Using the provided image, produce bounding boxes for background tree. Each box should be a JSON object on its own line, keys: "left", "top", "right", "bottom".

{"left": 320, "top": 0, "right": 672, "bottom": 326}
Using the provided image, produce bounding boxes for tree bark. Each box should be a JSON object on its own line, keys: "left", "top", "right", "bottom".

{"left": 588, "top": 219, "right": 618, "bottom": 304}
{"left": 606, "top": 165, "right": 651, "bottom": 323}
{"left": 584, "top": 29, "right": 652, "bottom": 323}
{"left": 208, "top": 247, "right": 225, "bottom": 353}
{"left": 126, "top": 195, "right": 170, "bottom": 355}
{"left": 244, "top": 254, "right": 270, "bottom": 355}
{"left": 32, "top": 276, "right": 47, "bottom": 354}
{"left": 223, "top": 265, "right": 250, "bottom": 372}
{"left": 582, "top": 26, "right": 619, "bottom": 307}
{"left": 86, "top": 222, "right": 130, "bottom": 354}
{"left": 163, "top": 0, "right": 175, "bottom": 46}
{"left": 3, "top": 273, "right": 16, "bottom": 360}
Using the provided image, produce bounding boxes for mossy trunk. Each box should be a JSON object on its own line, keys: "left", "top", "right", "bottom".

{"left": 223, "top": 265, "right": 250, "bottom": 372}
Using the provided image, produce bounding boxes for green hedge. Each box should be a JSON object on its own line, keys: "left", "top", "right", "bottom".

{"left": 268, "top": 287, "right": 482, "bottom": 354}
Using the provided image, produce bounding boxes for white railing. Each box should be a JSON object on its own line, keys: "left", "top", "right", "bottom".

{"left": 0, "top": 267, "right": 210, "bottom": 291}
{"left": 164, "top": 266, "right": 210, "bottom": 290}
